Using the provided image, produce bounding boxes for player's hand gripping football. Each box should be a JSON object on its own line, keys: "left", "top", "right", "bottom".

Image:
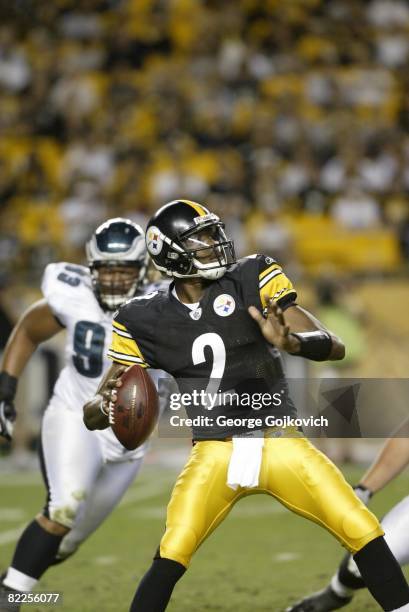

{"left": 83, "top": 365, "right": 127, "bottom": 430}
{"left": 248, "top": 298, "right": 300, "bottom": 353}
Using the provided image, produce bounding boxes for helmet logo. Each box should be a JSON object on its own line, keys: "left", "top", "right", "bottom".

{"left": 213, "top": 294, "right": 236, "bottom": 317}
{"left": 146, "top": 226, "right": 163, "bottom": 255}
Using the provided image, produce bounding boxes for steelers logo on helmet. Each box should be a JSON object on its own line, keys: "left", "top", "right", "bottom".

{"left": 145, "top": 200, "right": 236, "bottom": 279}
{"left": 213, "top": 294, "right": 236, "bottom": 317}
{"left": 146, "top": 226, "right": 163, "bottom": 255}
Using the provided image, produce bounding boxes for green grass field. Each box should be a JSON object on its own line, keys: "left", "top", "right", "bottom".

{"left": 0, "top": 457, "right": 408, "bottom": 612}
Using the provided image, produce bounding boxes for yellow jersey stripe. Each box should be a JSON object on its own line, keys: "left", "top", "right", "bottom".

{"left": 107, "top": 348, "right": 148, "bottom": 365}
{"left": 107, "top": 353, "right": 148, "bottom": 368}
{"left": 113, "top": 320, "right": 128, "bottom": 332}
{"left": 181, "top": 200, "right": 207, "bottom": 217}
{"left": 112, "top": 330, "right": 145, "bottom": 360}
{"left": 260, "top": 286, "right": 296, "bottom": 308}
{"left": 259, "top": 262, "right": 280, "bottom": 281}
{"left": 272, "top": 287, "right": 297, "bottom": 302}
{"left": 259, "top": 269, "right": 282, "bottom": 289}
{"left": 110, "top": 328, "right": 146, "bottom": 362}
{"left": 112, "top": 327, "right": 132, "bottom": 339}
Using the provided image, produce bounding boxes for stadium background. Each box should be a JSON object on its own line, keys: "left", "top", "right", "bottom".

{"left": 0, "top": 0, "right": 408, "bottom": 610}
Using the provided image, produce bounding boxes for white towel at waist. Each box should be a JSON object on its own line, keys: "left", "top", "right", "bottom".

{"left": 227, "top": 433, "right": 265, "bottom": 490}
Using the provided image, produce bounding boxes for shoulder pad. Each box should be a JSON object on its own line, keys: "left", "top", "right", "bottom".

{"left": 116, "top": 288, "right": 165, "bottom": 322}
{"left": 122, "top": 289, "right": 163, "bottom": 307}
{"left": 144, "top": 279, "right": 171, "bottom": 293}
{"left": 227, "top": 255, "right": 258, "bottom": 276}
{"left": 41, "top": 262, "right": 95, "bottom": 325}
{"left": 255, "top": 254, "right": 279, "bottom": 270}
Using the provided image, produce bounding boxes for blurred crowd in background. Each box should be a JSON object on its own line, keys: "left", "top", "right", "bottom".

{"left": 1, "top": 0, "right": 409, "bottom": 289}
{"left": 1, "top": 0, "right": 409, "bottom": 463}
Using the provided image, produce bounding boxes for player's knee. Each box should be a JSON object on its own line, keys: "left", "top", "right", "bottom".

{"left": 159, "top": 525, "right": 198, "bottom": 568}
{"left": 46, "top": 489, "right": 87, "bottom": 529}
{"left": 341, "top": 505, "right": 383, "bottom": 552}
{"left": 37, "top": 513, "right": 71, "bottom": 536}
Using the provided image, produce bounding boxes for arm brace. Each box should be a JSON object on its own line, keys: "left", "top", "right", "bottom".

{"left": 0, "top": 372, "right": 18, "bottom": 401}
{"left": 289, "top": 331, "right": 333, "bottom": 361}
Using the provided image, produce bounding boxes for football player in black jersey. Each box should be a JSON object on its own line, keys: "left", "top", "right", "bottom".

{"left": 84, "top": 200, "right": 409, "bottom": 612}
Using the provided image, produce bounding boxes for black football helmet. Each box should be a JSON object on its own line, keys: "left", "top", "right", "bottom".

{"left": 86, "top": 217, "right": 147, "bottom": 311}
{"left": 145, "top": 199, "right": 236, "bottom": 280}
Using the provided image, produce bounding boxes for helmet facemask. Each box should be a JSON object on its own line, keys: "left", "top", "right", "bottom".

{"left": 146, "top": 204, "right": 236, "bottom": 279}
{"left": 179, "top": 222, "right": 236, "bottom": 280}
{"left": 86, "top": 217, "right": 147, "bottom": 311}
{"left": 89, "top": 261, "right": 146, "bottom": 311}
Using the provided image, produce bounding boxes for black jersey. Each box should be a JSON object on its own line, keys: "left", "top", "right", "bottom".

{"left": 108, "top": 255, "right": 298, "bottom": 438}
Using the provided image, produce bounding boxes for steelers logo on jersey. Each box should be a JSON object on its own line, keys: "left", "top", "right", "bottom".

{"left": 146, "top": 226, "right": 163, "bottom": 255}
{"left": 213, "top": 294, "right": 236, "bottom": 317}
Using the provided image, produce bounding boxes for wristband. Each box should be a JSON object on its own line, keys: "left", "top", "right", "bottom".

{"left": 289, "top": 331, "right": 332, "bottom": 361}
{"left": 0, "top": 372, "right": 18, "bottom": 401}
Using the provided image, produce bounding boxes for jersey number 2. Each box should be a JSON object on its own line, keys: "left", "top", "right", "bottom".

{"left": 73, "top": 321, "right": 106, "bottom": 378}
{"left": 192, "top": 333, "right": 226, "bottom": 408}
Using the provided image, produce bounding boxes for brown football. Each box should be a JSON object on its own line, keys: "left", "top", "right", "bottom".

{"left": 110, "top": 365, "right": 159, "bottom": 450}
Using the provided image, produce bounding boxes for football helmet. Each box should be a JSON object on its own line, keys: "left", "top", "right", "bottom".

{"left": 86, "top": 217, "right": 147, "bottom": 311}
{"left": 145, "top": 200, "right": 236, "bottom": 280}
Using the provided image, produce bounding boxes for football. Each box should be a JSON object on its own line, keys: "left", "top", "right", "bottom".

{"left": 109, "top": 365, "right": 159, "bottom": 450}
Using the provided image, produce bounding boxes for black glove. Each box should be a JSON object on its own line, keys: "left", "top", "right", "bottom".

{"left": 354, "top": 484, "right": 373, "bottom": 506}
{"left": 0, "top": 372, "right": 18, "bottom": 441}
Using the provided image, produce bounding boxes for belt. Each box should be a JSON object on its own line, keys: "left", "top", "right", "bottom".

{"left": 193, "top": 425, "right": 302, "bottom": 443}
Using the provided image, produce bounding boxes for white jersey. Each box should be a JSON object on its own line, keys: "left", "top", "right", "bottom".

{"left": 41, "top": 262, "right": 167, "bottom": 461}
{"left": 1, "top": 262, "right": 168, "bottom": 581}
{"left": 42, "top": 262, "right": 119, "bottom": 412}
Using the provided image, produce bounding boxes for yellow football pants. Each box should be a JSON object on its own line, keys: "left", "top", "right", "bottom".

{"left": 159, "top": 434, "right": 383, "bottom": 567}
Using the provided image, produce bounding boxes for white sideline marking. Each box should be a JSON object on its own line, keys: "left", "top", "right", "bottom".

{"left": 273, "top": 552, "right": 300, "bottom": 562}
{"left": 0, "top": 480, "right": 171, "bottom": 547}
{"left": 0, "top": 473, "right": 42, "bottom": 487}
{"left": 0, "top": 508, "right": 26, "bottom": 521}
{"left": 0, "top": 525, "right": 25, "bottom": 546}
{"left": 94, "top": 555, "right": 118, "bottom": 566}
{"left": 231, "top": 504, "right": 286, "bottom": 518}
{"left": 128, "top": 502, "right": 287, "bottom": 520}
{"left": 128, "top": 506, "right": 166, "bottom": 519}
{"left": 119, "top": 477, "right": 171, "bottom": 508}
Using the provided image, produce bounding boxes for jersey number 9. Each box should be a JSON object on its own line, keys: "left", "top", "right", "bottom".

{"left": 73, "top": 321, "right": 106, "bottom": 378}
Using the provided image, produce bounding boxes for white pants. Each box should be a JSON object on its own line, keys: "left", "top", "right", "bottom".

{"left": 381, "top": 495, "right": 409, "bottom": 566}
{"left": 58, "top": 458, "right": 142, "bottom": 559}
{"left": 40, "top": 401, "right": 144, "bottom": 557}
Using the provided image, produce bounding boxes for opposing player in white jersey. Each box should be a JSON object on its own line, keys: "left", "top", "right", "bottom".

{"left": 287, "top": 419, "right": 409, "bottom": 611}
{"left": 0, "top": 218, "right": 165, "bottom": 606}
